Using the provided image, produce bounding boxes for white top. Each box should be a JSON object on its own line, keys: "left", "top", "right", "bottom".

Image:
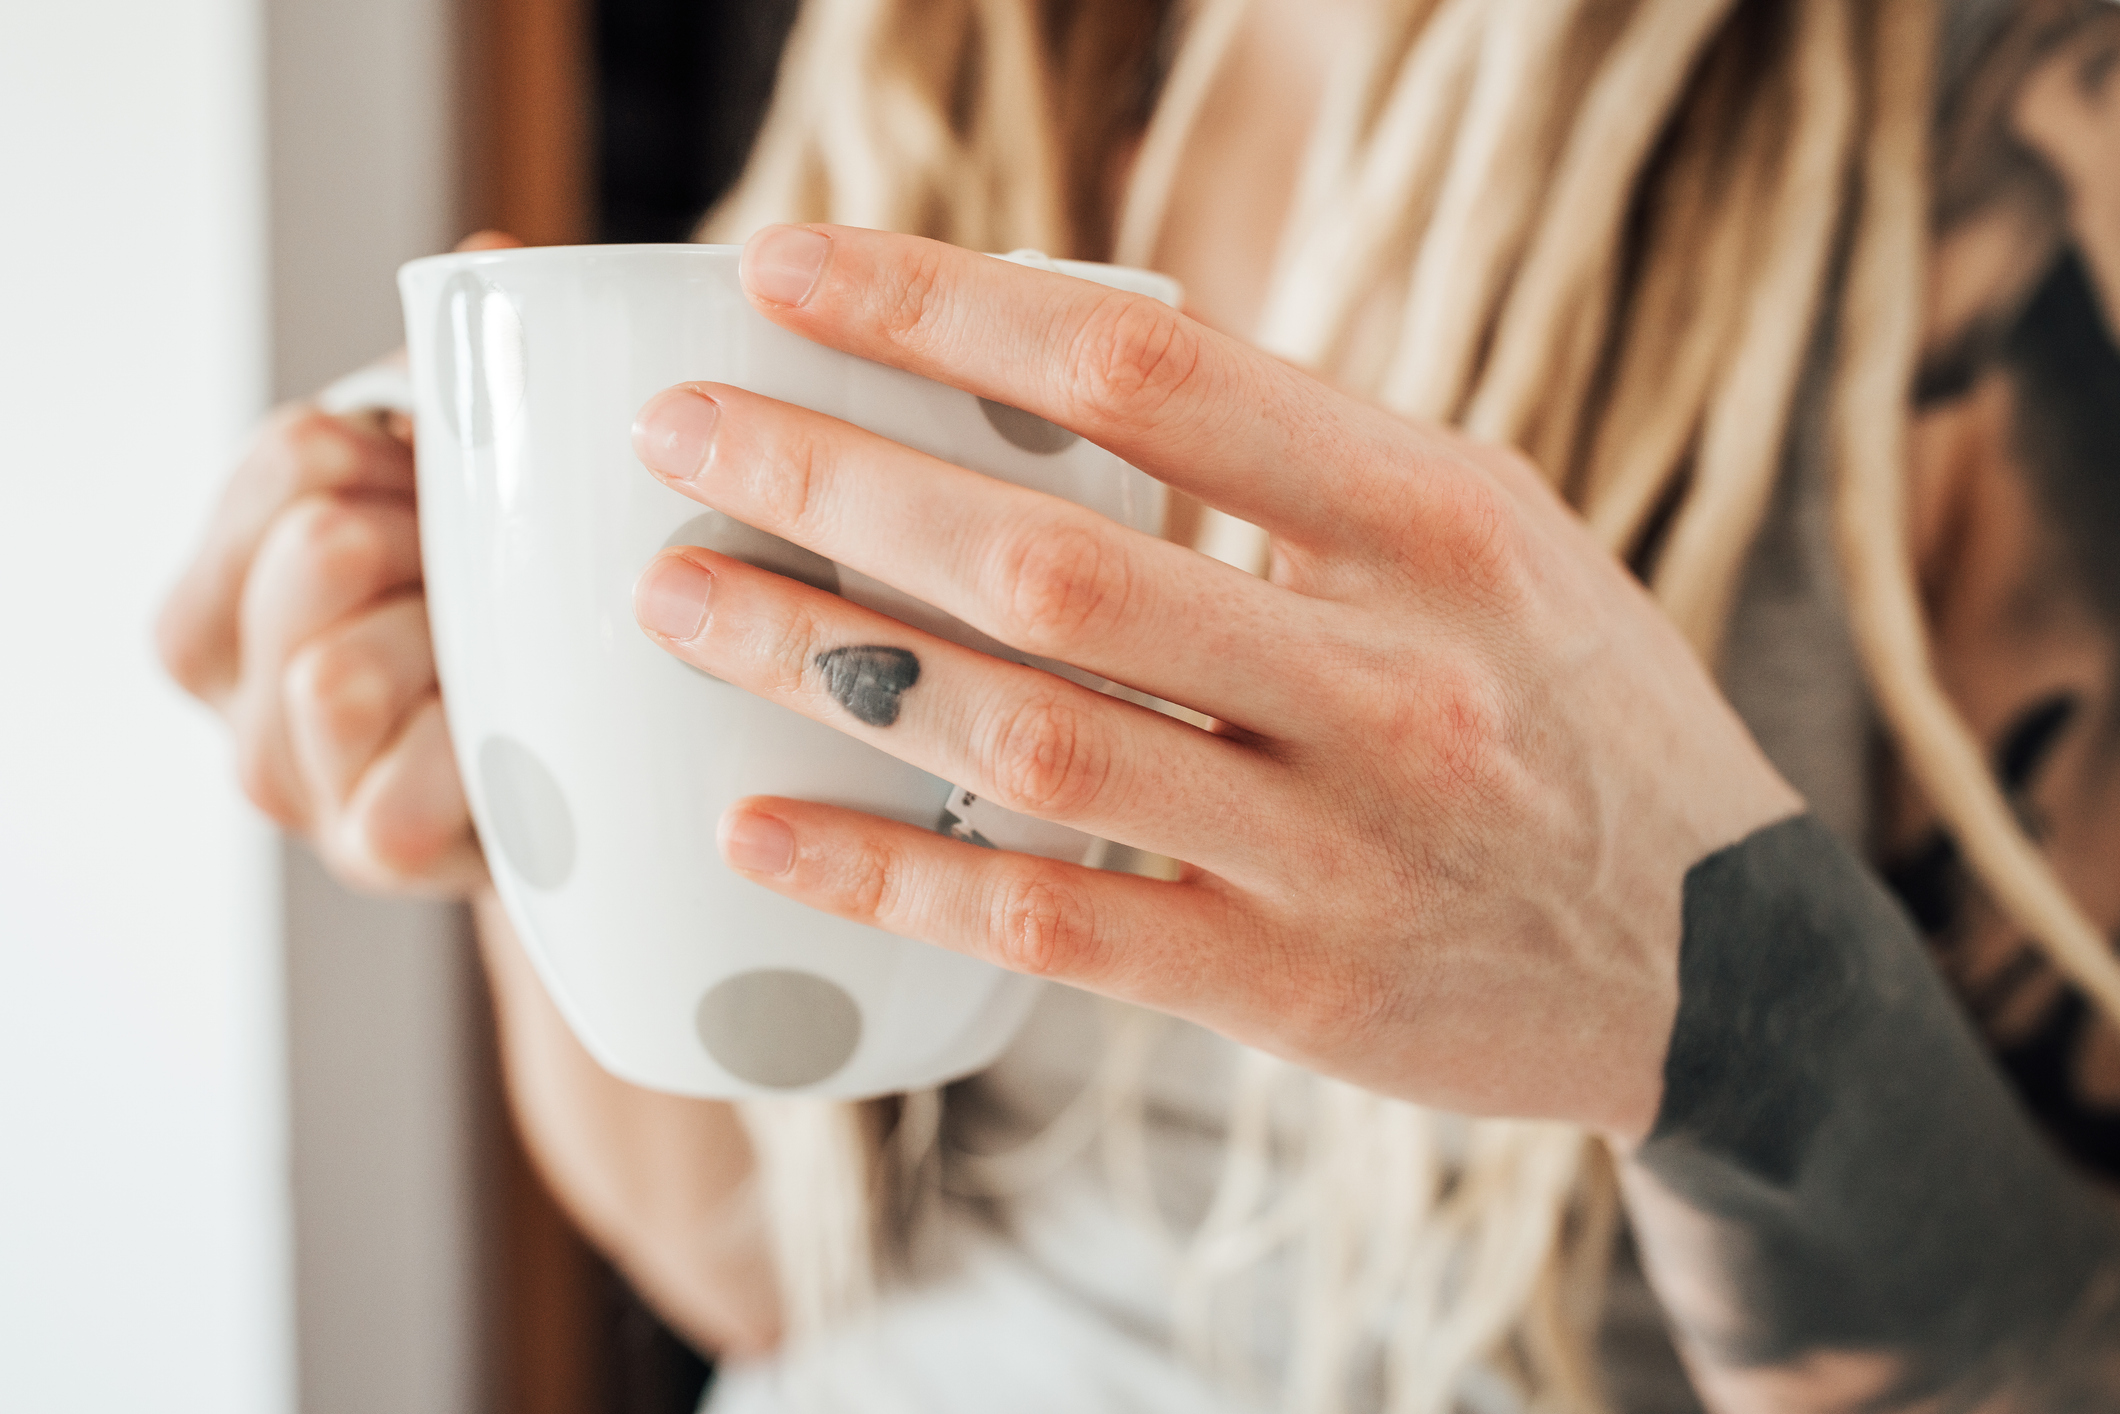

{"left": 702, "top": 985, "right": 1551, "bottom": 1414}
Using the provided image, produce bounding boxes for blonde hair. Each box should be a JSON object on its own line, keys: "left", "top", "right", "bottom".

{"left": 704, "top": 0, "right": 2120, "bottom": 1409}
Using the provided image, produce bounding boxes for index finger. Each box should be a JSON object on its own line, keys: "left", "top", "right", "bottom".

{"left": 735, "top": 224, "right": 1426, "bottom": 551}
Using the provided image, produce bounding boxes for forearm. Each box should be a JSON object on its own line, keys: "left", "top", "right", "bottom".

{"left": 474, "top": 893, "right": 781, "bottom": 1356}
{"left": 1620, "top": 816, "right": 2120, "bottom": 1412}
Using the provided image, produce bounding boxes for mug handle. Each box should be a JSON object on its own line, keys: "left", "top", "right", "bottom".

{"left": 316, "top": 358, "right": 416, "bottom": 418}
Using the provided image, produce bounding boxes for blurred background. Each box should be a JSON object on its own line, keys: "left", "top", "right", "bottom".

{"left": 1, "top": 1, "right": 796, "bottom": 1409}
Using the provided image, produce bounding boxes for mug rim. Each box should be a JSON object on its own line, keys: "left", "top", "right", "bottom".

{"left": 399, "top": 242, "right": 743, "bottom": 281}
{"left": 399, "top": 242, "right": 1183, "bottom": 307}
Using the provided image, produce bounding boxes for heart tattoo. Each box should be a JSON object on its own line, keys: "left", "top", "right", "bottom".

{"left": 814, "top": 645, "right": 922, "bottom": 727}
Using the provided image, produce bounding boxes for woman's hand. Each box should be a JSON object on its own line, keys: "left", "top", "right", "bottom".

{"left": 629, "top": 224, "right": 1802, "bottom": 1142}
{"left": 158, "top": 234, "right": 530, "bottom": 898}
{"left": 156, "top": 371, "right": 484, "bottom": 896}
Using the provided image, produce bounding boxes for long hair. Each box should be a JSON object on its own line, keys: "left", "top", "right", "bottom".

{"left": 702, "top": 1, "right": 2120, "bottom": 1410}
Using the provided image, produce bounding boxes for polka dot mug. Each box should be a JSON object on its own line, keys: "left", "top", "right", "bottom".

{"left": 391, "top": 244, "right": 1175, "bottom": 1098}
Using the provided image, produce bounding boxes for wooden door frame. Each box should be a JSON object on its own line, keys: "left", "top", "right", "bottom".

{"left": 461, "top": 0, "right": 593, "bottom": 247}
{"left": 456, "top": 3, "right": 601, "bottom": 1410}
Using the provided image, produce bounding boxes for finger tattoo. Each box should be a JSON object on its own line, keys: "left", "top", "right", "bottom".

{"left": 815, "top": 645, "right": 921, "bottom": 727}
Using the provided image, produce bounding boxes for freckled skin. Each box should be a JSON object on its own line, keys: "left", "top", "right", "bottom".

{"left": 814, "top": 645, "right": 920, "bottom": 727}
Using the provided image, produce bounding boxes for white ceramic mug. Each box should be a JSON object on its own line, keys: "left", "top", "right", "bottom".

{"left": 394, "top": 243, "right": 1176, "bottom": 1099}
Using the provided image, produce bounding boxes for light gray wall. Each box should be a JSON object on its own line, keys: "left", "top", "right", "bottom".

{"left": 0, "top": 6, "right": 496, "bottom": 1411}
{"left": 270, "top": 0, "right": 461, "bottom": 394}
{"left": 265, "top": 3, "right": 493, "bottom": 1412}
{"left": 0, "top": 3, "right": 290, "bottom": 1410}
{"left": 281, "top": 846, "right": 488, "bottom": 1414}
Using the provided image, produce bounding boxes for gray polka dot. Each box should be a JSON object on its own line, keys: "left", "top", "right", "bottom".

{"left": 979, "top": 398, "right": 1078, "bottom": 455}
{"left": 696, "top": 969, "right": 863, "bottom": 1088}
{"left": 434, "top": 271, "right": 525, "bottom": 449}
{"left": 479, "top": 735, "right": 575, "bottom": 890}
{"left": 664, "top": 512, "right": 840, "bottom": 595}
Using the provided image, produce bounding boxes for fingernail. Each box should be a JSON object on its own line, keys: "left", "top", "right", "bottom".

{"left": 743, "top": 225, "right": 831, "bottom": 307}
{"left": 721, "top": 809, "right": 795, "bottom": 874}
{"left": 635, "top": 554, "right": 714, "bottom": 641}
{"left": 632, "top": 387, "right": 721, "bottom": 480}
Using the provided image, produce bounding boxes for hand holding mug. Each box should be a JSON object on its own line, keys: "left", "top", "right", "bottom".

{"left": 632, "top": 225, "right": 1804, "bottom": 1141}
{"left": 156, "top": 378, "right": 484, "bottom": 896}
{"left": 157, "top": 235, "right": 520, "bottom": 898}
{"left": 399, "top": 241, "right": 1176, "bottom": 1097}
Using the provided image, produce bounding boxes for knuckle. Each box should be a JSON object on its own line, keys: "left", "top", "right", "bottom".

{"left": 871, "top": 243, "right": 950, "bottom": 349}
{"left": 748, "top": 420, "right": 826, "bottom": 535}
{"left": 985, "top": 690, "right": 1108, "bottom": 818}
{"left": 1069, "top": 294, "right": 1205, "bottom": 430}
{"left": 286, "top": 636, "right": 394, "bottom": 749}
{"left": 259, "top": 406, "right": 358, "bottom": 494}
{"left": 349, "top": 806, "right": 454, "bottom": 884}
{"left": 991, "top": 871, "right": 1097, "bottom": 979}
{"left": 234, "top": 730, "right": 298, "bottom": 828}
{"left": 993, "top": 519, "right": 1129, "bottom": 654}
{"left": 837, "top": 834, "right": 902, "bottom": 927}
{"left": 1426, "top": 478, "right": 1527, "bottom": 607}
{"left": 1305, "top": 633, "right": 1389, "bottom": 730}
{"left": 285, "top": 497, "right": 393, "bottom": 591}
{"left": 1409, "top": 659, "right": 1510, "bottom": 802}
{"left": 774, "top": 602, "right": 833, "bottom": 697}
